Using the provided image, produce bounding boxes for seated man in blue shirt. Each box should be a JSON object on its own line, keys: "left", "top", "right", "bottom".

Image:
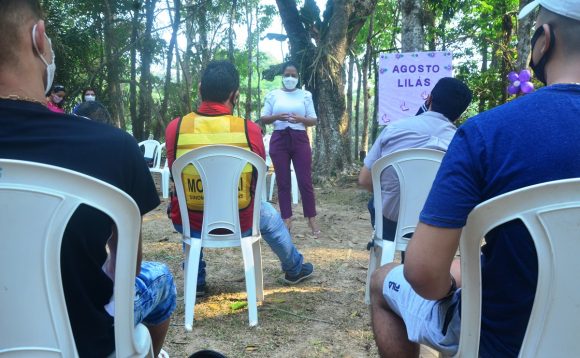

{"left": 370, "top": 1, "right": 580, "bottom": 357}
{"left": 358, "top": 77, "right": 472, "bottom": 242}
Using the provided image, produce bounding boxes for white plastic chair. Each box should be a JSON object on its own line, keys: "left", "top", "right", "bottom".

{"left": 0, "top": 159, "right": 153, "bottom": 358}
{"left": 149, "top": 142, "right": 169, "bottom": 199}
{"left": 172, "top": 145, "right": 266, "bottom": 330}
{"left": 451, "top": 178, "right": 580, "bottom": 358}
{"left": 268, "top": 163, "right": 299, "bottom": 205}
{"left": 364, "top": 148, "right": 445, "bottom": 304}
{"left": 161, "top": 155, "right": 170, "bottom": 199}
{"left": 138, "top": 139, "right": 161, "bottom": 165}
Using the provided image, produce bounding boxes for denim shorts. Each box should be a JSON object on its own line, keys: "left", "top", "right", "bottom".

{"left": 383, "top": 265, "right": 461, "bottom": 356}
{"left": 133, "top": 261, "right": 177, "bottom": 326}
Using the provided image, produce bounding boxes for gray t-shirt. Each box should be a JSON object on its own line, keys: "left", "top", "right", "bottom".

{"left": 364, "top": 111, "right": 456, "bottom": 221}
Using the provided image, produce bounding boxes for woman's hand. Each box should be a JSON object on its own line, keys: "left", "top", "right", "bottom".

{"left": 277, "top": 113, "right": 291, "bottom": 121}
{"left": 288, "top": 114, "right": 306, "bottom": 124}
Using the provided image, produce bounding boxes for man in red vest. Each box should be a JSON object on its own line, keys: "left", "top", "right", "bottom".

{"left": 166, "top": 61, "right": 314, "bottom": 295}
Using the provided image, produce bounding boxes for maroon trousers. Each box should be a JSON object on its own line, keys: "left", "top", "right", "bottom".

{"left": 269, "top": 128, "right": 317, "bottom": 219}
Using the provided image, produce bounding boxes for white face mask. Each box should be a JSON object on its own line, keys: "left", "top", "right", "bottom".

{"left": 282, "top": 76, "right": 299, "bottom": 90}
{"left": 52, "top": 94, "right": 63, "bottom": 104}
{"left": 84, "top": 95, "right": 96, "bottom": 102}
{"left": 32, "top": 24, "right": 56, "bottom": 95}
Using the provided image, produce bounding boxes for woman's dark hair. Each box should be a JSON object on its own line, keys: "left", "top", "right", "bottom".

{"left": 199, "top": 60, "right": 240, "bottom": 103}
{"left": 82, "top": 87, "right": 96, "bottom": 98}
{"left": 51, "top": 84, "right": 65, "bottom": 94}
{"left": 281, "top": 61, "right": 299, "bottom": 74}
{"left": 73, "top": 101, "right": 114, "bottom": 126}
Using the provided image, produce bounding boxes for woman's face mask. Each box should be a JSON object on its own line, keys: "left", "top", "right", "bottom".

{"left": 85, "top": 95, "right": 96, "bottom": 102}
{"left": 283, "top": 76, "right": 299, "bottom": 90}
{"left": 32, "top": 24, "right": 56, "bottom": 95}
{"left": 52, "top": 94, "right": 63, "bottom": 104}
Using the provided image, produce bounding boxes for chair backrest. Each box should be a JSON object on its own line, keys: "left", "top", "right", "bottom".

{"left": 152, "top": 143, "right": 166, "bottom": 170}
{"left": 456, "top": 179, "right": 580, "bottom": 358}
{"left": 172, "top": 145, "right": 266, "bottom": 242}
{"left": 0, "top": 160, "right": 151, "bottom": 358}
{"left": 371, "top": 148, "right": 444, "bottom": 242}
{"left": 262, "top": 135, "right": 272, "bottom": 167}
{"left": 138, "top": 139, "right": 161, "bottom": 160}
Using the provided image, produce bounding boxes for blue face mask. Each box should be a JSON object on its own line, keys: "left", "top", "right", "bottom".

{"left": 529, "top": 25, "right": 555, "bottom": 85}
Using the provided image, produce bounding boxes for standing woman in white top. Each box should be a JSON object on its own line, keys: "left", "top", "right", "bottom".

{"left": 260, "top": 62, "right": 320, "bottom": 237}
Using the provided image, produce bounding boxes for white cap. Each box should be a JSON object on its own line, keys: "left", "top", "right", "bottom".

{"left": 518, "top": 0, "right": 580, "bottom": 21}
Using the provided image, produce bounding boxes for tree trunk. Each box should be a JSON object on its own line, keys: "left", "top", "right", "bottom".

{"left": 156, "top": 0, "right": 181, "bottom": 139}
{"left": 516, "top": 0, "right": 534, "bottom": 70}
{"left": 137, "top": 0, "right": 157, "bottom": 140}
{"left": 256, "top": 5, "right": 262, "bottom": 128}
{"left": 228, "top": 0, "right": 237, "bottom": 63}
{"left": 400, "top": 0, "right": 424, "bottom": 52}
{"left": 182, "top": 0, "right": 194, "bottom": 114}
{"left": 129, "top": 4, "right": 139, "bottom": 133}
{"left": 371, "top": 55, "right": 380, "bottom": 144}
{"left": 360, "top": 13, "right": 374, "bottom": 161}
{"left": 354, "top": 57, "right": 362, "bottom": 159}
{"left": 346, "top": 53, "right": 354, "bottom": 162}
{"left": 103, "top": 0, "right": 125, "bottom": 129}
{"left": 245, "top": 0, "right": 253, "bottom": 120}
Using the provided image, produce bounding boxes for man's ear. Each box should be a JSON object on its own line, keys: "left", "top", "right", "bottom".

{"left": 540, "top": 23, "right": 552, "bottom": 54}
{"left": 229, "top": 90, "right": 240, "bottom": 105}
{"left": 197, "top": 82, "right": 202, "bottom": 98}
{"left": 32, "top": 20, "right": 47, "bottom": 55}
{"left": 426, "top": 95, "right": 433, "bottom": 110}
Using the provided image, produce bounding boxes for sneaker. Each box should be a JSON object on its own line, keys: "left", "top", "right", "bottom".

{"left": 196, "top": 283, "right": 207, "bottom": 297}
{"left": 282, "top": 263, "right": 314, "bottom": 285}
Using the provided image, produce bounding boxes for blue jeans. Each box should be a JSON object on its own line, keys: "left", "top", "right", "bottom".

{"left": 133, "top": 262, "right": 177, "bottom": 326}
{"left": 174, "top": 201, "right": 304, "bottom": 286}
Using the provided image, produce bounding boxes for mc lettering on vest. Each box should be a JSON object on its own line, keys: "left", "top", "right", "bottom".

{"left": 175, "top": 112, "right": 254, "bottom": 212}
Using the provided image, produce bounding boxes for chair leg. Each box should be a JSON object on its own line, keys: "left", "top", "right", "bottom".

{"left": 184, "top": 239, "right": 202, "bottom": 331}
{"left": 161, "top": 168, "right": 169, "bottom": 199}
{"left": 365, "top": 240, "right": 381, "bottom": 305}
{"left": 379, "top": 240, "right": 397, "bottom": 266}
{"left": 252, "top": 239, "right": 264, "bottom": 302}
{"left": 291, "top": 171, "right": 299, "bottom": 205}
{"left": 268, "top": 173, "right": 276, "bottom": 202}
{"left": 240, "top": 238, "right": 259, "bottom": 326}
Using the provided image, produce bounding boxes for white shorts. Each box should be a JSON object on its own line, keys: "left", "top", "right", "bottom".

{"left": 382, "top": 265, "right": 461, "bottom": 356}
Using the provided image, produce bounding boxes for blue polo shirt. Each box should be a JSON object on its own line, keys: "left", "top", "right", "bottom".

{"left": 420, "top": 84, "right": 580, "bottom": 357}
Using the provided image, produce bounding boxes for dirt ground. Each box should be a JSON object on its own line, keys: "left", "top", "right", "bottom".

{"left": 143, "top": 174, "right": 437, "bottom": 358}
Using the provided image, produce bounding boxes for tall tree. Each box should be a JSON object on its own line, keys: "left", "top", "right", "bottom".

{"left": 103, "top": 0, "right": 125, "bottom": 129}
{"left": 516, "top": 0, "right": 534, "bottom": 70}
{"left": 137, "top": 0, "right": 157, "bottom": 140}
{"left": 346, "top": 53, "right": 355, "bottom": 163}
{"left": 400, "top": 0, "right": 424, "bottom": 51}
{"left": 360, "top": 13, "right": 374, "bottom": 160}
{"left": 275, "top": 0, "right": 377, "bottom": 179}
{"left": 156, "top": 0, "right": 181, "bottom": 138}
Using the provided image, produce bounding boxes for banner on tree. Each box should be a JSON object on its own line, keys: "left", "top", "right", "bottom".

{"left": 378, "top": 51, "right": 453, "bottom": 125}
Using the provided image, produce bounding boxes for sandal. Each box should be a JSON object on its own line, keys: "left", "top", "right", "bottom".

{"left": 158, "top": 349, "right": 169, "bottom": 358}
{"left": 284, "top": 218, "right": 293, "bottom": 233}
{"left": 307, "top": 217, "right": 321, "bottom": 239}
